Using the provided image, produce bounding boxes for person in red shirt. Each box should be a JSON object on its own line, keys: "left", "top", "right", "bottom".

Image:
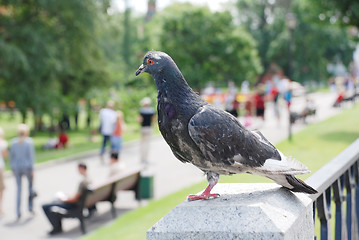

{"left": 254, "top": 91, "right": 265, "bottom": 120}
{"left": 111, "top": 111, "right": 125, "bottom": 157}
{"left": 55, "top": 129, "right": 68, "bottom": 149}
{"left": 333, "top": 91, "right": 344, "bottom": 107}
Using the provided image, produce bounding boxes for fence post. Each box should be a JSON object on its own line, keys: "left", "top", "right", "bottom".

{"left": 147, "top": 183, "right": 314, "bottom": 240}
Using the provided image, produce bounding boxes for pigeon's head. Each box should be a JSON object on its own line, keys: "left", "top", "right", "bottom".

{"left": 135, "top": 51, "right": 174, "bottom": 77}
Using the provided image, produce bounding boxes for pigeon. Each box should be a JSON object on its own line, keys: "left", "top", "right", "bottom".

{"left": 136, "top": 51, "right": 317, "bottom": 201}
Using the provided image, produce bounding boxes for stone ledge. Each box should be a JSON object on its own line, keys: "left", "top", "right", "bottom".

{"left": 147, "top": 183, "right": 313, "bottom": 240}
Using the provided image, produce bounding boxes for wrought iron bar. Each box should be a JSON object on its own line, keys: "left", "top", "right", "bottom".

{"left": 317, "top": 188, "right": 332, "bottom": 239}
{"left": 355, "top": 162, "right": 359, "bottom": 238}
{"left": 345, "top": 168, "right": 356, "bottom": 239}
{"left": 306, "top": 138, "right": 359, "bottom": 239}
{"left": 333, "top": 176, "right": 346, "bottom": 239}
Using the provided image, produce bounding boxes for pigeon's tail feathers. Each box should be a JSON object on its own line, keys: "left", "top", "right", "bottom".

{"left": 267, "top": 174, "right": 318, "bottom": 194}
{"left": 285, "top": 175, "right": 318, "bottom": 194}
{"left": 258, "top": 154, "right": 310, "bottom": 175}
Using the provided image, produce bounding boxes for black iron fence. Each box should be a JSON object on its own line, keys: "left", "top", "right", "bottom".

{"left": 306, "top": 138, "right": 359, "bottom": 240}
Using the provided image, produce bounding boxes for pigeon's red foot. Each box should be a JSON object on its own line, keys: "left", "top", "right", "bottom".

{"left": 187, "top": 180, "right": 220, "bottom": 201}
{"left": 187, "top": 193, "right": 220, "bottom": 201}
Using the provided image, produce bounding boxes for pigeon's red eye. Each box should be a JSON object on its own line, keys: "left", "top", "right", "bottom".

{"left": 147, "top": 59, "right": 154, "bottom": 65}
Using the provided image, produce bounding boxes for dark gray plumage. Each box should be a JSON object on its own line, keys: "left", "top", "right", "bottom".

{"left": 136, "top": 51, "right": 317, "bottom": 200}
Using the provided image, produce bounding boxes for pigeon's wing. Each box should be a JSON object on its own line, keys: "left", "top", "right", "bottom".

{"left": 250, "top": 129, "right": 310, "bottom": 174}
{"left": 251, "top": 130, "right": 277, "bottom": 150}
{"left": 188, "top": 105, "right": 281, "bottom": 168}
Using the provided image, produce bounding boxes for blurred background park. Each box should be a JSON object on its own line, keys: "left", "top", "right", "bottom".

{"left": 1, "top": 0, "right": 359, "bottom": 239}
{"left": 1, "top": 0, "right": 358, "bottom": 140}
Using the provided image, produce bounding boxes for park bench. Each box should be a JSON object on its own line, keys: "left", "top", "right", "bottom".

{"left": 53, "top": 167, "right": 142, "bottom": 234}
{"left": 290, "top": 107, "right": 316, "bottom": 124}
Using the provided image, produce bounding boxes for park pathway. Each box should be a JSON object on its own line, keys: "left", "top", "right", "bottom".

{"left": 0, "top": 91, "right": 344, "bottom": 240}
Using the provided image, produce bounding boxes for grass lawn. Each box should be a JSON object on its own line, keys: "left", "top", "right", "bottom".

{"left": 82, "top": 104, "right": 359, "bottom": 240}
{"left": 30, "top": 127, "right": 143, "bottom": 164}
{"left": 2, "top": 126, "right": 145, "bottom": 170}
{"left": 0, "top": 110, "right": 153, "bottom": 169}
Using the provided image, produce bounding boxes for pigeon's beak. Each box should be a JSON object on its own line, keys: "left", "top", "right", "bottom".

{"left": 135, "top": 64, "right": 145, "bottom": 76}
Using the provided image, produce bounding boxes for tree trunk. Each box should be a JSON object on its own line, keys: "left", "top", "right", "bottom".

{"left": 86, "top": 99, "right": 92, "bottom": 129}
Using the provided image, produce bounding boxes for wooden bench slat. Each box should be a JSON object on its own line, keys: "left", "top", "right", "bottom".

{"left": 58, "top": 167, "right": 143, "bottom": 234}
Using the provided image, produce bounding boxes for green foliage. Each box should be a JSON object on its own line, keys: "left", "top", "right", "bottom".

{"left": 235, "top": 0, "right": 356, "bottom": 83}
{"left": 267, "top": 16, "right": 355, "bottom": 82}
{"left": 0, "top": 0, "right": 110, "bottom": 124}
{"left": 292, "top": 1, "right": 355, "bottom": 82}
{"left": 113, "top": 85, "right": 157, "bottom": 125}
{"left": 96, "top": 7, "right": 157, "bottom": 105}
{"left": 236, "top": 0, "right": 289, "bottom": 74}
{"left": 154, "top": 4, "right": 262, "bottom": 88}
{"left": 308, "top": 0, "right": 359, "bottom": 28}
{"left": 1, "top": 0, "right": 356, "bottom": 131}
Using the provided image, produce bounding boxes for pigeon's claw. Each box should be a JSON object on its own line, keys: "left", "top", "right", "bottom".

{"left": 187, "top": 193, "right": 220, "bottom": 201}
{"left": 187, "top": 178, "right": 220, "bottom": 201}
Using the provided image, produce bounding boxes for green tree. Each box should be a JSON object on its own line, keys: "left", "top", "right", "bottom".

{"left": 44, "top": 0, "right": 110, "bottom": 129}
{"left": 154, "top": 4, "right": 262, "bottom": 89}
{"left": 235, "top": 0, "right": 290, "bottom": 81}
{"left": 267, "top": 12, "right": 355, "bottom": 82}
{"left": 0, "top": 0, "right": 62, "bottom": 123}
{"left": 309, "top": 0, "right": 359, "bottom": 28}
{"left": 236, "top": 0, "right": 355, "bottom": 83}
{"left": 0, "top": 0, "right": 110, "bottom": 129}
{"left": 291, "top": 1, "right": 355, "bottom": 82}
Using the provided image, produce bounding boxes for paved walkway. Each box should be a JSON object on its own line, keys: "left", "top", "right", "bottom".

{"left": 0, "top": 91, "right": 343, "bottom": 240}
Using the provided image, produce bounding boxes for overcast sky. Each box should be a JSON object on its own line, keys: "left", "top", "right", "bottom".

{"left": 110, "top": 0, "right": 234, "bottom": 14}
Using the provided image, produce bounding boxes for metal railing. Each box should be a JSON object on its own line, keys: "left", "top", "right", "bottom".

{"left": 306, "top": 138, "right": 359, "bottom": 240}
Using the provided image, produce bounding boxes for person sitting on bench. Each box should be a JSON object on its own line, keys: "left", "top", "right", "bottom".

{"left": 42, "top": 162, "right": 91, "bottom": 235}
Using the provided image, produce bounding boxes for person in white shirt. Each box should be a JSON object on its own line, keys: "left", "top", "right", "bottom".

{"left": 99, "top": 100, "right": 117, "bottom": 162}
{"left": 0, "top": 127, "right": 8, "bottom": 215}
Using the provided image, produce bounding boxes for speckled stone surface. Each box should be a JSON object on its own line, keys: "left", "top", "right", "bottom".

{"left": 147, "top": 183, "right": 314, "bottom": 240}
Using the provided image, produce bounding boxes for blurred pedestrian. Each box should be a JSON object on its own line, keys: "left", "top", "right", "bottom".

{"left": 241, "top": 80, "right": 250, "bottom": 94}
{"left": 138, "top": 97, "right": 155, "bottom": 167}
{"left": 333, "top": 91, "right": 344, "bottom": 107}
{"left": 43, "top": 127, "right": 69, "bottom": 150}
{"left": 111, "top": 111, "right": 125, "bottom": 157}
{"left": 328, "top": 77, "right": 336, "bottom": 92}
{"left": 279, "top": 78, "right": 292, "bottom": 108}
{"left": 225, "top": 94, "right": 239, "bottom": 118}
{"left": 42, "top": 163, "right": 91, "bottom": 235}
{"left": 270, "top": 85, "right": 280, "bottom": 121}
{"left": 226, "top": 82, "right": 239, "bottom": 117}
{"left": 284, "top": 89, "right": 292, "bottom": 108}
{"left": 244, "top": 96, "right": 253, "bottom": 127}
{"left": 55, "top": 127, "right": 68, "bottom": 149}
{"left": 10, "top": 123, "right": 36, "bottom": 220}
{"left": 254, "top": 90, "right": 266, "bottom": 121}
{"left": 99, "top": 100, "right": 117, "bottom": 163}
{"left": 0, "top": 127, "right": 8, "bottom": 216}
